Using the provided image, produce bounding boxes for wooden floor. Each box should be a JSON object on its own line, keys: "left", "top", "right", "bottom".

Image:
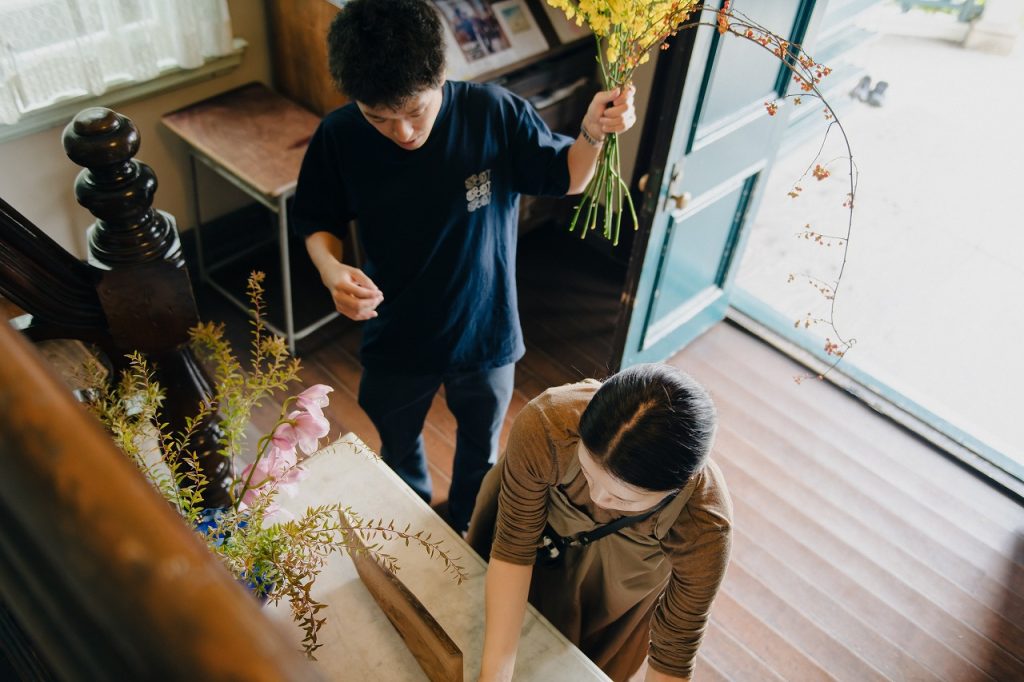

{"left": 198, "top": 227, "right": 1024, "bottom": 681}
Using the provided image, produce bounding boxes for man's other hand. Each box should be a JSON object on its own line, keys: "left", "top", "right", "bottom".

{"left": 321, "top": 261, "right": 383, "bottom": 321}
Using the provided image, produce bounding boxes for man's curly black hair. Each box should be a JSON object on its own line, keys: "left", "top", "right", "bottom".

{"left": 327, "top": 0, "right": 447, "bottom": 109}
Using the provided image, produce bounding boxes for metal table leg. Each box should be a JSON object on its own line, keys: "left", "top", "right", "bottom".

{"left": 189, "top": 155, "right": 207, "bottom": 283}
{"left": 279, "top": 193, "right": 296, "bottom": 355}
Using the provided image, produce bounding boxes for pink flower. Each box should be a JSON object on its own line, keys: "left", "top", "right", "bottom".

{"left": 240, "top": 444, "right": 297, "bottom": 496}
{"left": 265, "top": 444, "right": 297, "bottom": 475}
{"left": 289, "top": 409, "right": 329, "bottom": 455}
{"left": 234, "top": 385, "right": 333, "bottom": 516}
{"left": 240, "top": 486, "right": 293, "bottom": 521}
{"left": 296, "top": 384, "right": 333, "bottom": 413}
{"left": 240, "top": 448, "right": 306, "bottom": 507}
{"left": 271, "top": 421, "right": 299, "bottom": 451}
{"left": 240, "top": 479, "right": 270, "bottom": 509}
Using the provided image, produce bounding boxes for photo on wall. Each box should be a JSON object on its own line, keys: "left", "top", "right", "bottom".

{"left": 434, "top": 0, "right": 548, "bottom": 80}
{"left": 434, "top": 0, "right": 511, "bottom": 62}
{"left": 497, "top": 1, "right": 531, "bottom": 33}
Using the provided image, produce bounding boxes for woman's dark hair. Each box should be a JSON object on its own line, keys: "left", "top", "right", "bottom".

{"left": 579, "top": 364, "right": 717, "bottom": 492}
{"left": 327, "top": 0, "right": 446, "bottom": 109}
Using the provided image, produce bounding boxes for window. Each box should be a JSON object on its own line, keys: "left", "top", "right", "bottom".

{"left": 0, "top": 0, "right": 235, "bottom": 125}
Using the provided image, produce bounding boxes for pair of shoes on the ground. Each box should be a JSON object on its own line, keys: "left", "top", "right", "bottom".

{"left": 850, "top": 75, "right": 888, "bottom": 107}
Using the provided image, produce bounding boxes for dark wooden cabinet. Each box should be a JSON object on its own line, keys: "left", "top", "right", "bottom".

{"left": 264, "top": 0, "right": 349, "bottom": 117}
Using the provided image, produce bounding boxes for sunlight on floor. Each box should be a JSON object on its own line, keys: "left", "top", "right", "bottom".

{"left": 736, "top": 2, "right": 1024, "bottom": 461}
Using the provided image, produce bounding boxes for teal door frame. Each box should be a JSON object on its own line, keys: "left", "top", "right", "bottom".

{"left": 612, "top": 0, "right": 825, "bottom": 369}
{"left": 610, "top": 0, "right": 1023, "bottom": 493}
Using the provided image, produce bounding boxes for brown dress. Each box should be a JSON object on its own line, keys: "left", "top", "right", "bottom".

{"left": 468, "top": 381, "right": 732, "bottom": 681}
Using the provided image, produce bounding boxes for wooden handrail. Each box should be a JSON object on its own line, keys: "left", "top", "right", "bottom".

{"left": 0, "top": 322, "right": 315, "bottom": 680}
{"left": 1, "top": 105, "right": 234, "bottom": 508}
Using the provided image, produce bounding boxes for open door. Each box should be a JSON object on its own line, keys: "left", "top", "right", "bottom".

{"left": 613, "top": 0, "right": 823, "bottom": 368}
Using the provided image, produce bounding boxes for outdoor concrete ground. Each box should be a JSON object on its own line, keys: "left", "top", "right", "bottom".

{"left": 735, "top": 2, "right": 1024, "bottom": 461}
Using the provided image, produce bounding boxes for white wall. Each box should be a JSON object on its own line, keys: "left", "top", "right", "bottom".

{"left": 0, "top": 1, "right": 273, "bottom": 259}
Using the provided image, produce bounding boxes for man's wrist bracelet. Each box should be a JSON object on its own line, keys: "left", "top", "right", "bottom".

{"left": 580, "top": 122, "right": 605, "bottom": 148}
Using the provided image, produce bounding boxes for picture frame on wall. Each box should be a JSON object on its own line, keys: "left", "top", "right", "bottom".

{"left": 434, "top": 0, "right": 549, "bottom": 81}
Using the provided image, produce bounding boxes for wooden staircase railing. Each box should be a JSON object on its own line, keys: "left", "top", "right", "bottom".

{"left": 0, "top": 105, "right": 295, "bottom": 677}
{"left": 0, "top": 321, "right": 314, "bottom": 680}
{"left": 0, "top": 107, "right": 231, "bottom": 507}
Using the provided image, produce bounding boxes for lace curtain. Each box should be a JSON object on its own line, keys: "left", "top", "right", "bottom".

{"left": 0, "top": 0, "right": 234, "bottom": 125}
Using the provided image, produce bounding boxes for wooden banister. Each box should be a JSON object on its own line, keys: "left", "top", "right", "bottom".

{"left": 0, "top": 321, "right": 315, "bottom": 680}
{"left": 0, "top": 106, "right": 233, "bottom": 507}
{"left": 0, "top": 198, "right": 104, "bottom": 334}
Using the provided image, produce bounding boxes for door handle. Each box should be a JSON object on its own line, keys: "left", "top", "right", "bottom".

{"left": 670, "top": 192, "right": 692, "bottom": 211}
{"left": 669, "top": 191, "right": 692, "bottom": 220}
{"left": 639, "top": 171, "right": 690, "bottom": 216}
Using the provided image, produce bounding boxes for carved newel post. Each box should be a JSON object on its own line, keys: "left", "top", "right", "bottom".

{"left": 62, "top": 108, "right": 233, "bottom": 507}
{"left": 63, "top": 108, "right": 182, "bottom": 269}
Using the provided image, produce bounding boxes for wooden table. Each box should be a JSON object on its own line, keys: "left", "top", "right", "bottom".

{"left": 162, "top": 82, "right": 337, "bottom": 353}
{"left": 265, "top": 435, "right": 611, "bottom": 681}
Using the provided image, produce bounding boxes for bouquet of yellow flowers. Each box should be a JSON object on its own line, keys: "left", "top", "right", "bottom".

{"left": 551, "top": 1, "right": 854, "bottom": 372}
{"left": 549, "top": 2, "right": 835, "bottom": 242}
{"left": 548, "top": 0, "right": 701, "bottom": 245}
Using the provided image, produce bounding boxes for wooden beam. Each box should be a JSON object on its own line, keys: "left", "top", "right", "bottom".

{"left": 0, "top": 321, "right": 315, "bottom": 680}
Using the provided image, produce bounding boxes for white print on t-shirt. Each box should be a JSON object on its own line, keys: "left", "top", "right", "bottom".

{"left": 465, "top": 170, "right": 492, "bottom": 212}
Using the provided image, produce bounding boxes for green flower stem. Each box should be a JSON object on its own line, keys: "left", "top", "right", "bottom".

{"left": 233, "top": 410, "right": 294, "bottom": 512}
{"left": 613, "top": 138, "right": 624, "bottom": 246}
{"left": 234, "top": 434, "right": 271, "bottom": 511}
{"left": 589, "top": 163, "right": 605, "bottom": 236}
{"left": 622, "top": 174, "right": 638, "bottom": 232}
{"left": 604, "top": 138, "right": 613, "bottom": 239}
{"left": 602, "top": 154, "right": 610, "bottom": 237}
{"left": 578, "top": 32, "right": 638, "bottom": 245}
{"left": 608, "top": 143, "right": 618, "bottom": 243}
{"left": 595, "top": 151, "right": 611, "bottom": 233}
{"left": 596, "top": 35, "right": 610, "bottom": 87}
{"left": 569, "top": 158, "right": 598, "bottom": 233}
{"left": 581, "top": 174, "right": 599, "bottom": 239}
{"left": 583, "top": 155, "right": 603, "bottom": 237}
{"left": 569, "top": 184, "right": 590, "bottom": 234}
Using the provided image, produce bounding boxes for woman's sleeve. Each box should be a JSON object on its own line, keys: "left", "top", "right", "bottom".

{"left": 647, "top": 515, "right": 732, "bottom": 678}
{"left": 489, "top": 401, "right": 559, "bottom": 565}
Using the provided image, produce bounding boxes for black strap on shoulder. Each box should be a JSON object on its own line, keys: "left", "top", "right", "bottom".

{"left": 565, "top": 490, "right": 679, "bottom": 548}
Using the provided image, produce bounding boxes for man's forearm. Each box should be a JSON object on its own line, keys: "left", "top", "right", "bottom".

{"left": 305, "top": 230, "right": 343, "bottom": 273}
{"left": 566, "top": 132, "right": 603, "bottom": 195}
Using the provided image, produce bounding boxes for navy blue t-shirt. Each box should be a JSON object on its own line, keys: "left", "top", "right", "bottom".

{"left": 291, "top": 80, "right": 573, "bottom": 372}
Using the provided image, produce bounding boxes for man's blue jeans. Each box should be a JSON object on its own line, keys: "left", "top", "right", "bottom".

{"left": 358, "top": 363, "right": 515, "bottom": 532}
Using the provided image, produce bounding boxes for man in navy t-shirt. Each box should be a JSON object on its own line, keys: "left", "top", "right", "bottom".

{"left": 291, "top": 0, "right": 636, "bottom": 533}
